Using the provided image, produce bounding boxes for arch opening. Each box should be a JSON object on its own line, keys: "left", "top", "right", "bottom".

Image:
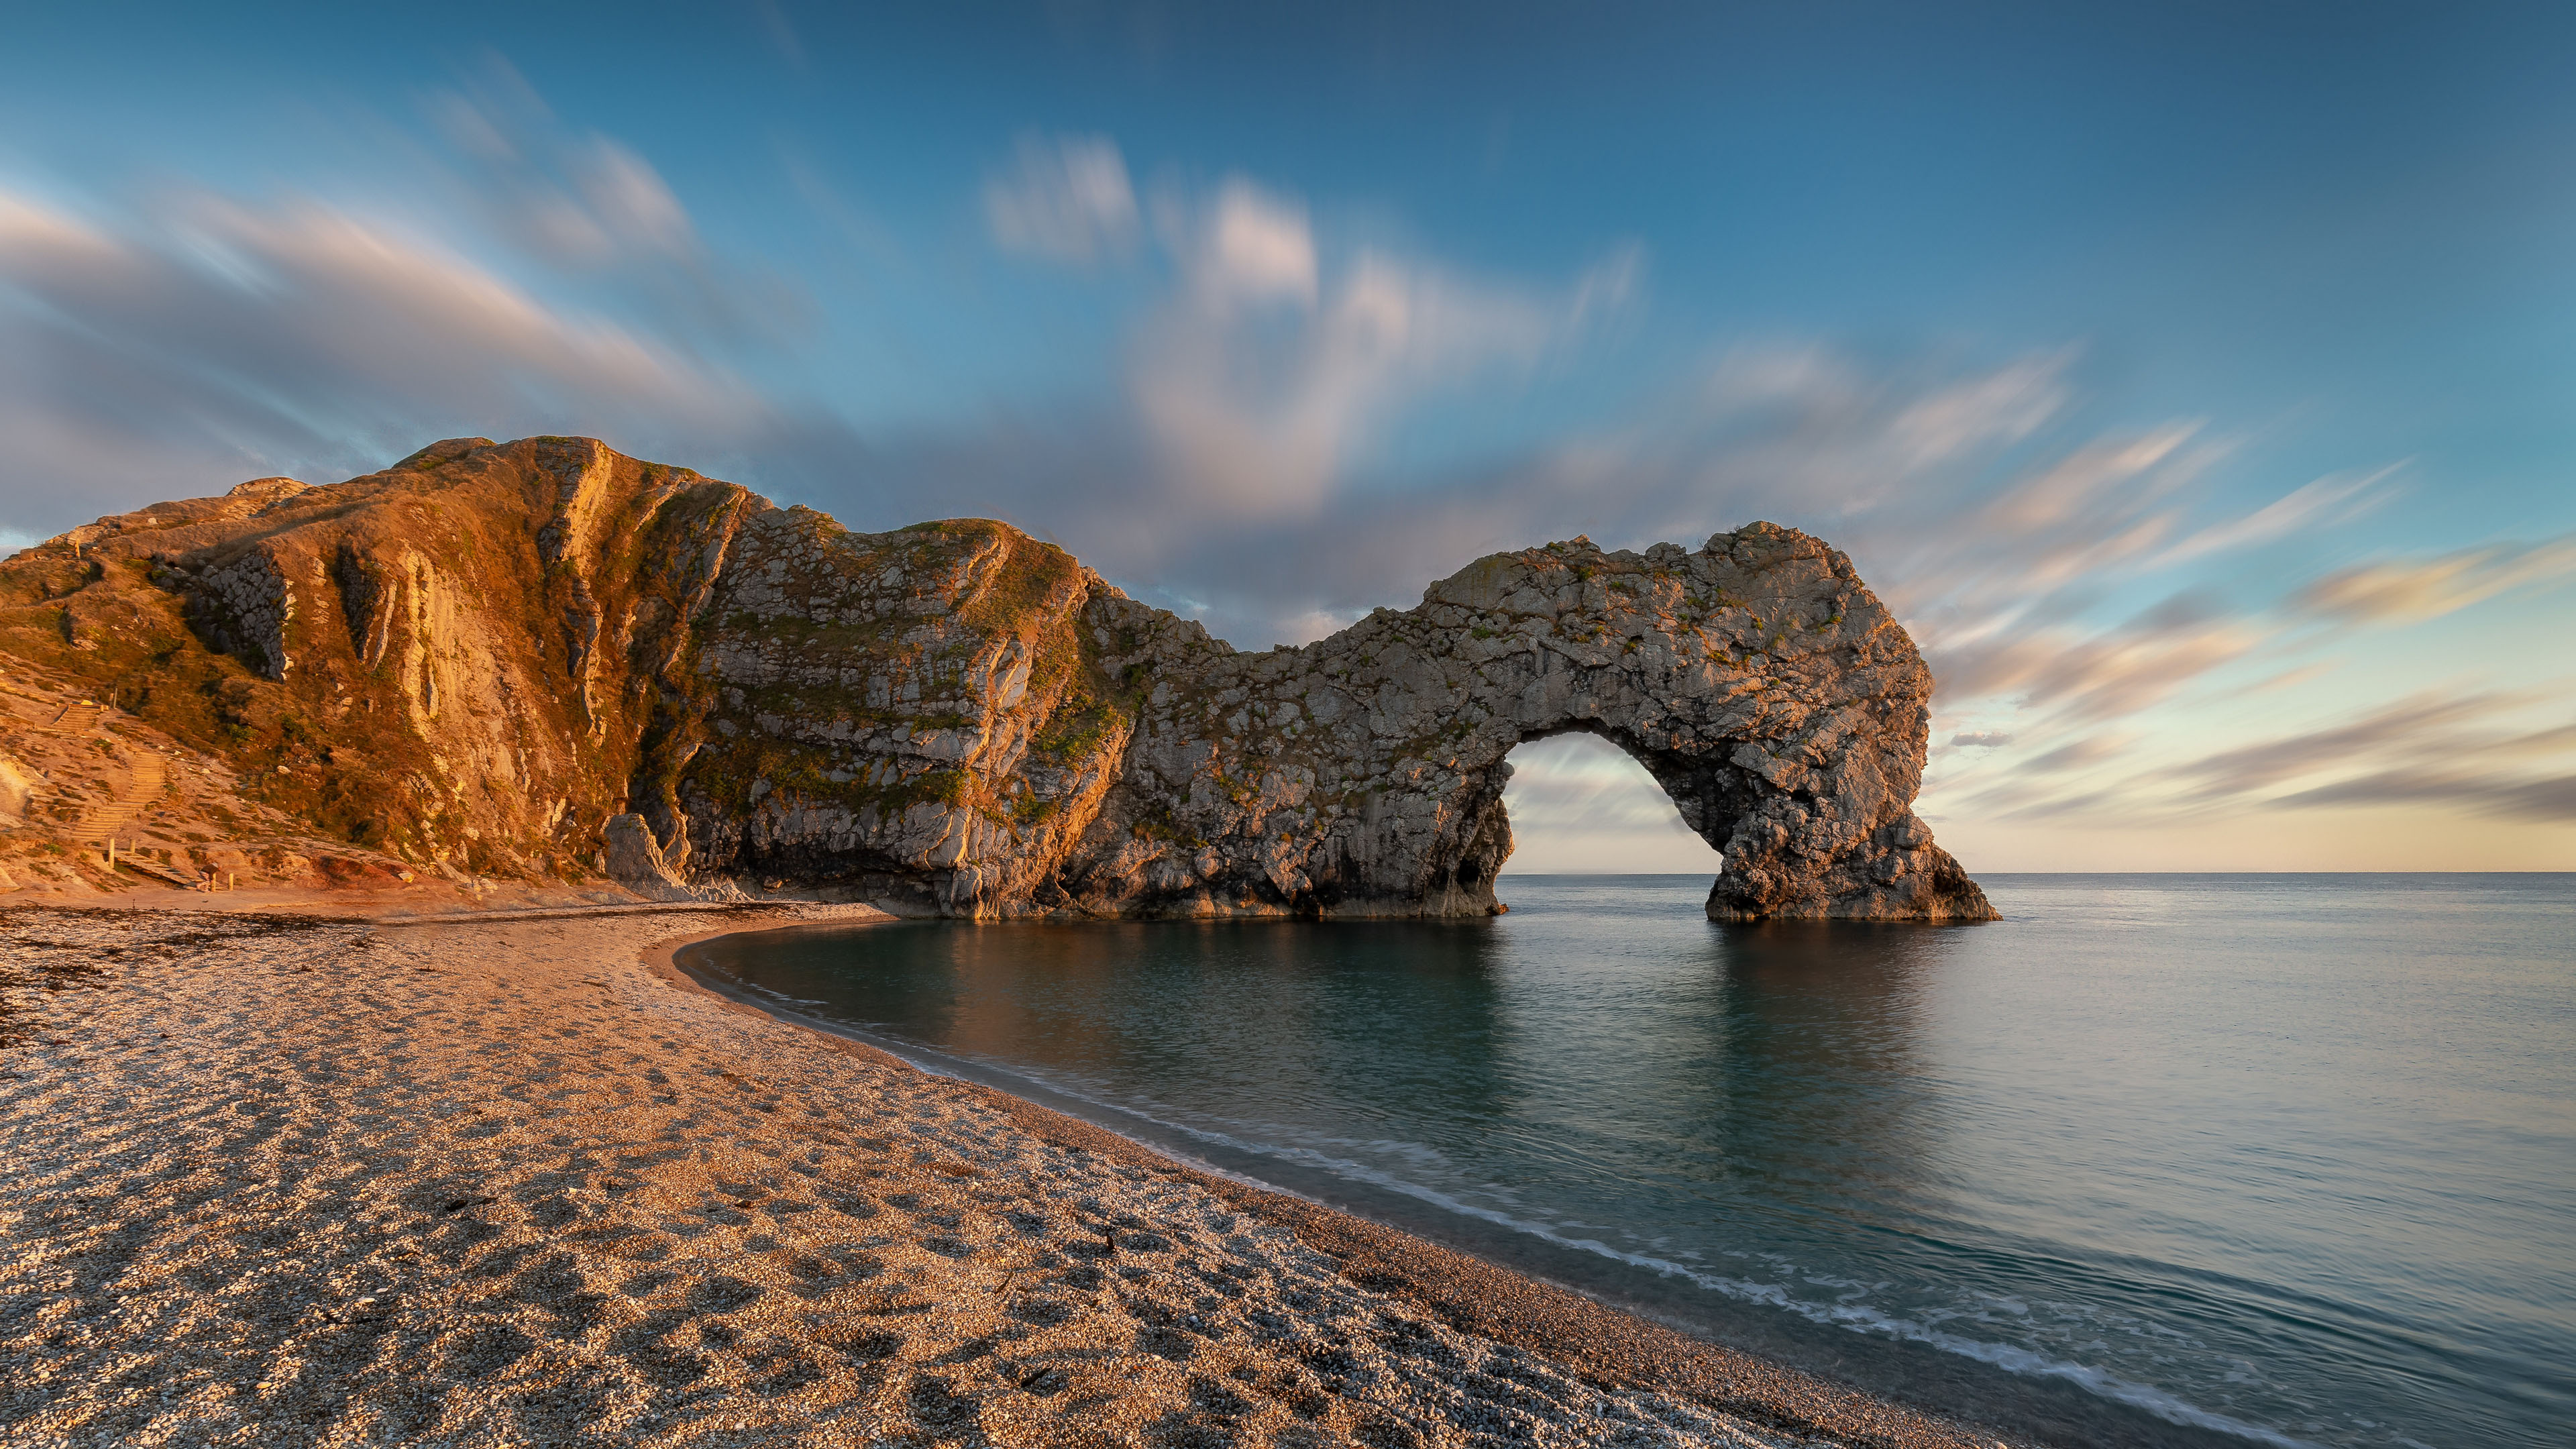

{"left": 1495, "top": 731, "right": 1725, "bottom": 878}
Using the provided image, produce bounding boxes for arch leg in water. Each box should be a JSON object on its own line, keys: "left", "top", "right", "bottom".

{"left": 1060, "top": 523, "right": 1996, "bottom": 922}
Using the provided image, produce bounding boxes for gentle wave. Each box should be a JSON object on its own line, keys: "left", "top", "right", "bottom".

{"left": 692, "top": 877, "right": 2576, "bottom": 1449}
{"left": 821, "top": 1014, "right": 2320, "bottom": 1449}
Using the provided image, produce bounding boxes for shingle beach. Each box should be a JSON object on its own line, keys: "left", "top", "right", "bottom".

{"left": 1, "top": 904, "right": 2014, "bottom": 1448}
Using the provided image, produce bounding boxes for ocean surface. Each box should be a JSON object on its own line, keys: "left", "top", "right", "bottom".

{"left": 679, "top": 874, "right": 2576, "bottom": 1449}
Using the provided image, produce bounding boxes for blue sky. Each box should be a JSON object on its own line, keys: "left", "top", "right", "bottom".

{"left": 3, "top": 1, "right": 2571, "bottom": 869}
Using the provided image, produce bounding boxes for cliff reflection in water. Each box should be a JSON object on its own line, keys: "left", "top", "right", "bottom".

{"left": 1709, "top": 924, "right": 1959, "bottom": 1230}
{"left": 708, "top": 917, "right": 1521, "bottom": 1164}
{"left": 703, "top": 910, "right": 1961, "bottom": 1222}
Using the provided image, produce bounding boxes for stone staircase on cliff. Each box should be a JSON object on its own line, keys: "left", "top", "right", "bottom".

{"left": 74, "top": 748, "right": 163, "bottom": 846}
{"left": 58, "top": 741, "right": 202, "bottom": 888}
{"left": 29, "top": 700, "right": 105, "bottom": 738}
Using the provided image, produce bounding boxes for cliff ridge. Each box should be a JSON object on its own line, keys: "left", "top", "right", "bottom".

{"left": 0, "top": 436, "right": 1993, "bottom": 922}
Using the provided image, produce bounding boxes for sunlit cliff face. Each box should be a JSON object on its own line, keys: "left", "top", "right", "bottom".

{"left": 3, "top": 437, "right": 1988, "bottom": 918}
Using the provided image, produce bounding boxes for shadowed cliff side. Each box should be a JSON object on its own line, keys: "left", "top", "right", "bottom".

{"left": 0, "top": 436, "right": 1992, "bottom": 921}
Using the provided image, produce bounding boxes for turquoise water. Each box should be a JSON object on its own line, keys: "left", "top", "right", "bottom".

{"left": 679, "top": 875, "right": 2576, "bottom": 1448}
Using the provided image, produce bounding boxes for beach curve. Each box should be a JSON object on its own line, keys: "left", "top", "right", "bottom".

{"left": 0, "top": 900, "right": 2019, "bottom": 1448}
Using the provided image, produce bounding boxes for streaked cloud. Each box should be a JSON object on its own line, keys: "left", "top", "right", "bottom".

{"left": 2022, "top": 734, "right": 2132, "bottom": 773}
{"left": 2294, "top": 533, "right": 2576, "bottom": 623}
{"left": 1130, "top": 178, "right": 1581, "bottom": 521}
{"left": 1175, "top": 180, "right": 1318, "bottom": 306}
{"left": 983, "top": 133, "right": 1140, "bottom": 266}
{"left": 1929, "top": 614, "right": 2261, "bottom": 723}
{"left": 0, "top": 183, "right": 794, "bottom": 523}
{"left": 427, "top": 58, "right": 794, "bottom": 344}
{"left": 2271, "top": 767, "right": 2576, "bottom": 822}
{"left": 2169, "top": 693, "right": 2511, "bottom": 799}
{"left": 2148, "top": 464, "right": 2398, "bottom": 568}
{"left": 2247, "top": 706, "right": 2576, "bottom": 823}
{"left": 435, "top": 75, "right": 697, "bottom": 266}
{"left": 1956, "top": 692, "right": 2576, "bottom": 826}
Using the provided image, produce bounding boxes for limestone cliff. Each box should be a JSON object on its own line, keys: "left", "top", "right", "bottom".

{"left": 0, "top": 436, "right": 1993, "bottom": 921}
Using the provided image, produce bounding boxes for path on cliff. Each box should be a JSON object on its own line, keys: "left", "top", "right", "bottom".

{"left": 17, "top": 698, "right": 189, "bottom": 853}
{"left": 42, "top": 722, "right": 201, "bottom": 888}
{"left": 30, "top": 698, "right": 103, "bottom": 739}
{"left": 71, "top": 745, "right": 164, "bottom": 849}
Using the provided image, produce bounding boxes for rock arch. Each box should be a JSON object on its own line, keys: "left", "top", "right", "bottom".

{"left": 1053, "top": 523, "right": 1996, "bottom": 922}
{"left": 27, "top": 435, "right": 1990, "bottom": 920}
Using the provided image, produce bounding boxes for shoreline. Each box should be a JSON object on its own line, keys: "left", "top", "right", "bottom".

{"left": 1, "top": 897, "right": 2021, "bottom": 1447}
{"left": 645, "top": 922, "right": 2007, "bottom": 1448}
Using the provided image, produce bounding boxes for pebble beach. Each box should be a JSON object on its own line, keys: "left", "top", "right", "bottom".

{"left": 0, "top": 902, "right": 2012, "bottom": 1448}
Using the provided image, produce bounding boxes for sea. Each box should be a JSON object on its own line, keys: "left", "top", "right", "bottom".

{"left": 677, "top": 874, "right": 2576, "bottom": 1449}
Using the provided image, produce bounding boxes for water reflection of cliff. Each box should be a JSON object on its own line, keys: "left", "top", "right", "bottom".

{"left": 705, "top": 910, "right": 1970, "bottom": 1252}
{"left": 1705, "top": 924, "right": 1966, "bottom": 1234}
{"left": 812, "top": 920, "right": 1514, "bottom": 1149}
{"left": 1471, "top": 908, "right": 1964, "bottom": 1242}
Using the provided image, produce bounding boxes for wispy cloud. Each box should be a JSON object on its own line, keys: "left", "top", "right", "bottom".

{"left": 435, "top": 75, "right": 696, "bottom": 267}
{"left": 1955, "top": 692, "right": 2576, "bottom": 824}
{"left": 2021, "top": 734, "right": 2132, "bottom": 773}
{"left": 1130, "top": 178, "right": 1582, "bottom": 521}
{"left": 2271, "top": 767, "right": 2576, "bottom": 821}
{"left": 429, "top": 58, "right": 797, "bottom": 344}
{"left": 0, "top": 183, "right": 800, "bottom": 525}
{"left": 879, "top": 166, "right": 1641, "bottom": 572}
{"left": 2147, "top": 464, "right": 2398, "bottom": 568}
{"left": 2294, "top": 533, "right": 2576, "bottom": 623}
{"left": 2231, "top": 706, "right": 2576, "bottom": 822}
{"left": 1929, "top": 611, "right": 2261, "bottom": 723}
{"left": 983, "top": 133, "right": 1140, "bottom": 266}
{"left": 0, "top": 66, "right": 853, "bottom": 531}
{"left": 2170, "top": 693, "right": 2514, "bottom": 799}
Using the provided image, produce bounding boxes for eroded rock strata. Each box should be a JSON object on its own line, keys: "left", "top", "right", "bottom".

{"left": 1, "top": 435, "right": 1994, "bottom": 921}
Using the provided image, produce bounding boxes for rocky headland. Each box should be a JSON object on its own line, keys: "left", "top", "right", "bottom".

{"left": 0, "top": 435, "right": 1991, "bottom": 922}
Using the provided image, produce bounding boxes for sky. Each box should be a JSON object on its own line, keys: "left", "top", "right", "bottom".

{"left": 1, "top": 1, "right": 2571, "bottom": 871}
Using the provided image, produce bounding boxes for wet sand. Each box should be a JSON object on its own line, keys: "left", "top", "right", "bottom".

{"left": 0, "top": 902, "right": 2018, "bottom": 1448}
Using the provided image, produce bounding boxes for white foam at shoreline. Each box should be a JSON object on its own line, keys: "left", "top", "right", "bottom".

{"left": 1170, "top": 1126, "right": 2320, "bottom": 1448}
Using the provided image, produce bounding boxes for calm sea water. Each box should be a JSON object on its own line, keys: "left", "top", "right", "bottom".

{"left": 679, "top": 875, "right": 2576, "bottom": 1449}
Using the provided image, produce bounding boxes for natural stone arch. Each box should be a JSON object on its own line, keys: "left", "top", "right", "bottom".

{"left": 39, "top": 435, "right": 1988, "bottom": 920}
{"left": 1054, "top": 523, "right": 1996, "bottom": 922}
